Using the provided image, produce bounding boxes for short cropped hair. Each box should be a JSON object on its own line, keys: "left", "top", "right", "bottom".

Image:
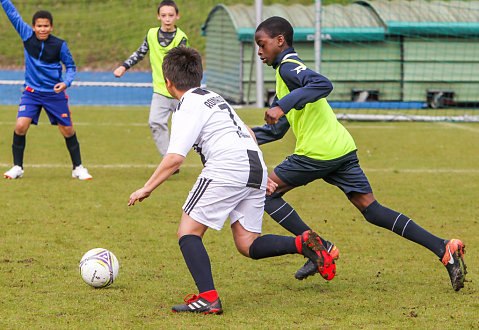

{"left": 158, "top": 0, "right": 179, "bottom": 14}
{"left": 32, "top": 10, "right": 53, "bottom": 26}
{"left": 256, "top": 16, "right": 294, "bottom": 47}
{"left": 163, "top": 47, "right": 203, "bottom": 91}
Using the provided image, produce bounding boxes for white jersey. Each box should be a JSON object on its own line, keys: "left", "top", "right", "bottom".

{"left": 167, "top": 88, "right": 268, "bottom": 189}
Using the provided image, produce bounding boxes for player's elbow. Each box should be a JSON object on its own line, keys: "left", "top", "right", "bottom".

{"left": 164, "top": 153, "right": 185, "bottom": 170}
{"left": 325, "top": 79, "right": 333, "bottom": 95}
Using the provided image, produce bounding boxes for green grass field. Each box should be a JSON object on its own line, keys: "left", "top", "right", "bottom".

{"left": 0, "top": 105, "right": 478, "bottom": 328}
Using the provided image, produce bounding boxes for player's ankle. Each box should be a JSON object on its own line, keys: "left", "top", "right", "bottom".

{"left": 294, "top": 234, "right": 303, "bottom": 254}
{"left": 199, "top": 289, "right": 218, "bottom": 302}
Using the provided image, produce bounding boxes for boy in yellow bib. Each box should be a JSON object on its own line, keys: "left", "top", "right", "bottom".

{"left": 253, "top": 16, "right": 466, "bottom": 291}
{"left": 113, "top": 0, "right": 188, "bottom": 168}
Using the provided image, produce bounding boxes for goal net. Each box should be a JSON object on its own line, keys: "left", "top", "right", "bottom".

{"left": 319, "top": 0, "right": 479, "bottom": 122}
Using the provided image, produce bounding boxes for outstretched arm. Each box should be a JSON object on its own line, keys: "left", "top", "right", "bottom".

{"left": 128, "top": 153, "right": 184, "bottom": 206}
{"left": 1, "top": 0, "right": 33, "bottom": 41}
{"left": 114, "top": 37, "right": 149, "bottom": 77}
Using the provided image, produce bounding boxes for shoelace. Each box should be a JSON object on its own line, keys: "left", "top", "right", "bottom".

{"left": 184, "top": 293, "right": 199, "bottom": 305}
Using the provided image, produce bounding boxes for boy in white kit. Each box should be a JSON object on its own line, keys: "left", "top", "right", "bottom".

{"left": 128, "top": 47, "right": 336, "bottom": 315}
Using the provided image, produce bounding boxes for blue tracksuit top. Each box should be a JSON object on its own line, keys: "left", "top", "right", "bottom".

{"left": 2, "top": 0, "right": 76, "bottom": 92}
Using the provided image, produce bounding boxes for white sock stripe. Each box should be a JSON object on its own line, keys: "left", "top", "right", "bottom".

{"left": 278, "top": 209, "right": 294, "bottom": 224}
{"left": 391, "top": 213, "right": 402, "bottom": 231}
{"left": 269, "top": 202, "right": 287, "bottom": 216}
{"left": 401, "top": 219, "right": 412, "bottom": 236}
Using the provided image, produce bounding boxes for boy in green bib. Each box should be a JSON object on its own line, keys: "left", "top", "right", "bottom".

{"left": 252, "top": 16, "right": 466, "bottom": 291}
{"left": 113, "top": 0, "right": 188, "bottom": 168}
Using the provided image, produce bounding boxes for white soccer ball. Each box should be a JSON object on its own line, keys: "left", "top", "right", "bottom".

{"left": 79, "top": 248, "right": 119, "bottom": 288}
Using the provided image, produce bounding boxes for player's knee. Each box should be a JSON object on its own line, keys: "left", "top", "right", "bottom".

{"left": 59, "top": 126, "right": 75, "bottom": 138}
{"left": 236, "top": 244, "right": 251, "bottom": 258}
{"left": 14, "top": 124, "right": 29, "bottom": 135}
{"left": 14, "top": 128, "right": 27, "bottom": 135}
{"left": 177, "top": 229, "right": 194, "bottom": 240}
{"left": 349, "top": 192, "right": 375, "bottom": 212}
{"left": 233, "top": 233, "right": 257, "bottom": 258}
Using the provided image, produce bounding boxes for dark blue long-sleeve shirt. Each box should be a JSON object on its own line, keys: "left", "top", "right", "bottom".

{"left": 2, "top": 0, "right": 76, "bottom": 92}
{"left": 252, "top": 47, "right": 333, "bottom": 145}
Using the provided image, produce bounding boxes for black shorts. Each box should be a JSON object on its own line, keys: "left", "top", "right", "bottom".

{"left": 274, "top": 150, "right": 373, "bottom": 196}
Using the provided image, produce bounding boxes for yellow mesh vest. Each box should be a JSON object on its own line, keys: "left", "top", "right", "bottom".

{"left": 276, "top": 58, "right": 356, "bottom": 160}
{"left": 147, "top": 27, "right": 189, "bottom": 97}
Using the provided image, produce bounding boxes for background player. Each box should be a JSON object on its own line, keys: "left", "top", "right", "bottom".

{"left": 128, "top": 47, "right": 335, "bottom": 314}
{"left": 113, "top": 0, "right": 188, "bottom": 171}
{"left": 1, "top": 0, "right": 92, "bottom": 180}
{"left": 252, "top": 16, "right": 467, "bottom": 291}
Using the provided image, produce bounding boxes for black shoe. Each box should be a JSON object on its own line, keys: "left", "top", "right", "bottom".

{"left": 172, "top": 294, "right": 223, "bottom": 314}
{"left": 295, "top": 259, "right": 317, "bottom": 280}
{"left": 172, "top": 169, "right": 180, "bottom": 175}
{"left": 295, "top": 240, "right": 339, "bottom": 280}
{"left": 441, "top": 239, "right": 467, "bottom": 291}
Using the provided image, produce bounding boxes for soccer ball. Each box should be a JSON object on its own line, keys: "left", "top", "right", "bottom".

{"left": 79, "top": 248, "right": 119, "bottom": 288}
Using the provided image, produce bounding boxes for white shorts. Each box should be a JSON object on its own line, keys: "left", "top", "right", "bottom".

{"left": 182, "top": 177, "right": 266, "bottom": 233}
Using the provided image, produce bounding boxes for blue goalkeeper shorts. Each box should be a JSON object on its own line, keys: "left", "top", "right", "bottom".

{"left": 17, "top": 87, "right": 72, "bottom": 126}
{"left": 274, "top": 150, "right": 373, "bottom": 196}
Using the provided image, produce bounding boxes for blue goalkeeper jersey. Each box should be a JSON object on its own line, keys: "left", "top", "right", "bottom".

{"left": 2, "top": 0, "right": 76, "bottom": 92}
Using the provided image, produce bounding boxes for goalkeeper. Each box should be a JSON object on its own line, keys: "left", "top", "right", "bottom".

{"left": 113, "top": 0, "right": 188, "bottom": 169}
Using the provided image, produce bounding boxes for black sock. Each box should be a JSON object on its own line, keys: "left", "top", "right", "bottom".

{"left": 12, "top": 132, "right": 26, "bottom": 167}
{"left": 179, "top": 235, "right": 215, "bottom": 293}
{"left": 249, "top": 234, "right": 298, "bottom": 260}
{"left": 362, "top": 200, "right": 445, "bottom": 258}
{"left": 264, "top": 193, "right": 329, "bottom": 246}
{"left": 264, "top": 193, "right": 311, "bottom": 236}
{"left": 65, "top": 133, "right": 82, "bottom": 168}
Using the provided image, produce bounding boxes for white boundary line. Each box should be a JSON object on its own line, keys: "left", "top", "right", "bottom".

{"left": 0, "top": 163, "right": 156, "bottom": 169}
{"left": 0, "top": 121, "right": 148, "bottom": 127}
{"left": 0, "top": 121, "right": 467, "bottom": 129}
{"left": 0, "top": 80, "right": 206, "bottom": 88}
{"left": 439, "top": 122, "right": 479, "bottom": 133}
{"left": 366, "top": 168, "right": 479, "bottom": 174}
{"left": 0, "top": 79, "right": 152, "bottom": 88}
{"left": 1, "top": 163, "right": 479, "bottom": 174}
